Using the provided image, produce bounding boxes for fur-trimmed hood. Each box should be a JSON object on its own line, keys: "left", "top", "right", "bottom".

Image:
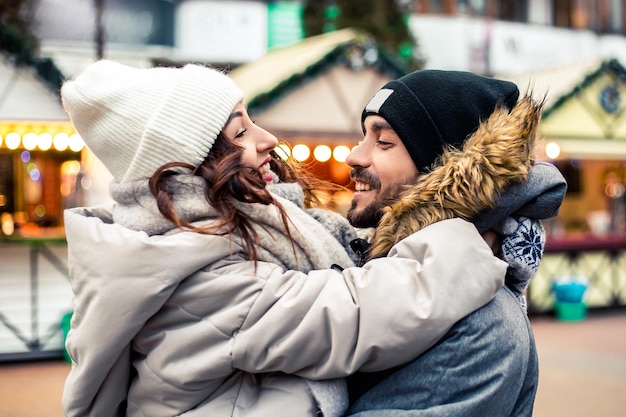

{"left": 369, "top": 95, "right": 545, "bottom": 258}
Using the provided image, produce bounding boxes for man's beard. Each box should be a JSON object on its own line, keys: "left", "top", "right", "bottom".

{"left": 347, "top": 181, "right": 409, "bottom": 228}
{"left": 346, "top": 198, "right": 382, "bottom": 228}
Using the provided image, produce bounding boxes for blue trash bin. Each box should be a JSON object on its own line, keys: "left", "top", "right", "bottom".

{"left": 551, "top": 277, "right": 588, "bottom": 322}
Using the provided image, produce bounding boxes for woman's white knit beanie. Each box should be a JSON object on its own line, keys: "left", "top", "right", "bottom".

{"left": 61, "top": 60, "right": 244, "bottom": 183}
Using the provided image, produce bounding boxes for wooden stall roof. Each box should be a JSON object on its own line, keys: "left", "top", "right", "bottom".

{"left": 229, "top": 28, "right": 407, "bottom": 115}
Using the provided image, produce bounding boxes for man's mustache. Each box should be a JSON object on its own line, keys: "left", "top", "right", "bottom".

{"left": 349, "top": 168, "right": 381, "bottom": 189}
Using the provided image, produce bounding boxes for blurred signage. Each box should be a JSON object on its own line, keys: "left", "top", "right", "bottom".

{"left": 175, "top": 0, "right": 268, "bottom": 63}
{"left": 409, "top": 15, "right": 604, "bottom": 75}
{"left": 34, "top": 0, "right": 174, "bottom": 46}
{"left": 267, "top": 2, "right": 304, "bottom": 50}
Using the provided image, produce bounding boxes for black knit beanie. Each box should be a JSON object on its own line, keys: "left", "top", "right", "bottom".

{"left": 362, "top": 70, "right": 520, "bottom": 172}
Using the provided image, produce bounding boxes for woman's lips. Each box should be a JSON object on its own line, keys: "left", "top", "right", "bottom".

{"left": 258, "top": 162, "right": 274, "bottom": 183}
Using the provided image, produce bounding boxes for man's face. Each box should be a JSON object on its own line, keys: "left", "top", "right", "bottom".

{"left": 346, "top": 115, "right": 419, "bottom": 228}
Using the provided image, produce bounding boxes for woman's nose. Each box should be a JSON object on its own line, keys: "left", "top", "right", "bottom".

{"left": 256, "top": 125, "right": 279, "bottom": 151}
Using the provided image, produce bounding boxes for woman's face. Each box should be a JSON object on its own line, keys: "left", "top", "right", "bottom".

{"left": 221, "top": 101, "right": 278, "bottom": 184}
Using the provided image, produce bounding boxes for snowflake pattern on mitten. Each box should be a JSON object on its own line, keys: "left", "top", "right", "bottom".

{"left": 500, "top": 216, "right": 546, "bottom": 311}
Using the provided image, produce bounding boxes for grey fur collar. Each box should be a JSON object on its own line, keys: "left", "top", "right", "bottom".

{"left": 110, "top": 175, "right": 356, "bottom": 272}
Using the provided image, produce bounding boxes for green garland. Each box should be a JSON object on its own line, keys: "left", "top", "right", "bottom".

{"left": 543, "top": 59, "right": 626, "bottom": 118}
{"left": 247, "top": 31, "right": 408, "bottom": 114}
{"left": 0, "top": 22, "right": 65, "bottom": 95}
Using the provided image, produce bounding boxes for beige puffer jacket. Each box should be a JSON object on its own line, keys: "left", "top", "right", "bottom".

{"left": 62, "top": 201, "right": 505, "bottom": 416}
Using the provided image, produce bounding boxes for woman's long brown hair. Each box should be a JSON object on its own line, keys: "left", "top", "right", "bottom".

{"left": 149, "top": 134, "right": 343, "bottom": 262}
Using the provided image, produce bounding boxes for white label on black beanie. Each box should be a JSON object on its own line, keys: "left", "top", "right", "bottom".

{"left": 365, "top": 88, "right": 394, "bottom": 113}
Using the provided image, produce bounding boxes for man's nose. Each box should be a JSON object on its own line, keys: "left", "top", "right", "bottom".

{"left": 346, "top": 142, "right": 368, "bottom": 168}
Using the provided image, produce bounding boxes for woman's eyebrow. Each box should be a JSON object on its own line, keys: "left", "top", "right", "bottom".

{"left": 224, "top": 111, "right": 243, "bottom": 128}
